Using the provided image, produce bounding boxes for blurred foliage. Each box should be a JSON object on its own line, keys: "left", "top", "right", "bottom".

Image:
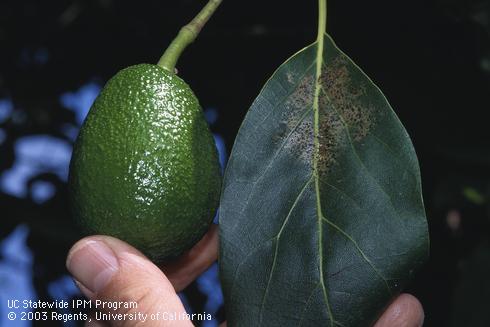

{"left": 463, "top": 187, "right": 487, "bottom": 205}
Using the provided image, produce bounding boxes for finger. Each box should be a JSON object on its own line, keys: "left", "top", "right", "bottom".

{"left": 75, "top": 280, "right": 95, "bottom": 300}
{"left": 374, "top": 293, "right": 424, "bottom": 327}
{"left": 218, "top": 294, "right": 423, "bottom": 327}
{"left": 161, "top": 224, "right": 219, "bottom": 292}
{"left": 67, "top": 236, "right": 192, "bottom": 327}
{"left": 85, "top": 315, "right": 109, "bottom": 327}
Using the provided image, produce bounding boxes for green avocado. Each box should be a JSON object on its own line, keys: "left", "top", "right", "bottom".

{"left": 68, "top": 64, "right": 221, "bottom": 262}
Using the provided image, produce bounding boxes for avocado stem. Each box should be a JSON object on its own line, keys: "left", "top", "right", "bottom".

{"left": 158, "top": 0, "right": 223, "bottom": 72}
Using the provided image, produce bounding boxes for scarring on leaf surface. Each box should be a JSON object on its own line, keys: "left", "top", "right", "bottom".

{"left": 219, "top": 34, "right": 429, "bottom": 326}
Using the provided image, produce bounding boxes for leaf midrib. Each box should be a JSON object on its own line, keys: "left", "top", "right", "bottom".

{"left": 311, "top": 31, "right": 393, "bottom": 327}
{"left": 312, "top": 30, "right": 336, "bottom": 327}
{"left": 311, "top": 36, "right": 396, "bottom": 326}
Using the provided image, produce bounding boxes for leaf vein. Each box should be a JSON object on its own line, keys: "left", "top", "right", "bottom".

{"left": 313, "top": 34, "right": 336, "bottom": 325}
{"left": 322, "top": 180, "right": 362, "bottom": 210}
{"left": 319, "top": 85, "right": 402, "bottom": 222}
{"left": 258, "top": 176, "right": 314, "bottom": 325}
{"left": 321, "top": 215, "right": 391, "bottom": 292}
{"left": 238, "top": 106, "right": 314, "bottom": 217}
{"left": 298, "top": 283, "right": 320, "bottom": 327}
{"left": 251, "top": 60, "right": 316, "bottom": 129}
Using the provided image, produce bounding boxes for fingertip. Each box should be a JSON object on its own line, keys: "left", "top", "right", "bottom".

{"left": 85, "top": 316, "right": 109, "bottom": 327}
{"left": 66, "top": 235, "right": 161, "bottom": 295}
{"left": 161, "top": 224, "right": 219, "bottom": 291}
{"left": 375, "top": 293, "right": 424, "bottom": 327}
{"left": 66, "top": 235, "right": 189, "bottom": 325}
{"left": 74, "top": 279, "right": 95, "bottom": 300}
{"left": 66, "top": 236, "right": 96, "bottom": 269}
{"left": 66, "top": 235, "right": 145, "bottom": 270}
{"left": 190, "top": 223, "right": 219, "bottom": 257}
{"left": 397, "top": 293, "right": 424, "bottom": 326}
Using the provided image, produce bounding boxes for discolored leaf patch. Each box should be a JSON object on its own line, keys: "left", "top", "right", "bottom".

{"left": 317, "top": 56, "right": 374, "bottom": 173}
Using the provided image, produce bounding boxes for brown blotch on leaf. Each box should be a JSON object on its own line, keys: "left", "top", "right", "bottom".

{"left": 280, "top": 74, "right": 315, "bottom": 166}
{"left": 317, "top": 56, "right": 374, "bottom": 173}
{"left": 278, "top": 57, "right": 373, "bottom": 172}
{"left": 284, "top": 115, "right": 314, "bottom": 165}
{"left": 317, "top": 110, "right": 345, "bottom": 174}
{"left": 286, "top": 74, "right": 314, "bottom": 113}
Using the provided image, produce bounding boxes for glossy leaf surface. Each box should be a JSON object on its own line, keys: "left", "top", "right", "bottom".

{"left": 219, "top": 34, "right": 429, "bottom": 327}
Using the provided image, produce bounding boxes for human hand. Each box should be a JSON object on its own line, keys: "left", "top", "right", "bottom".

{"left": 66, "top": 224, "right": 424, "bottom": 326}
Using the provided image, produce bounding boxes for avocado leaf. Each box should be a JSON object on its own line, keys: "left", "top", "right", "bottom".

{"left": 219, "top": 34, "right": 429, "bottom": 326}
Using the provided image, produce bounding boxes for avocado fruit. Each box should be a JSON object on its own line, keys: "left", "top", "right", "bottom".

{"left": 68, "top": 64, "right": 221, "bottom": 262}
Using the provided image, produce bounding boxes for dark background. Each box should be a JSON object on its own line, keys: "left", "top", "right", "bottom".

{"left": 1, "top": 0, "right": 490, "bottom": 326}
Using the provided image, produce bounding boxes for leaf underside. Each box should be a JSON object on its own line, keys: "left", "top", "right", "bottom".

{"left": 219, "top": 34, "right": 429, "bottom": 327}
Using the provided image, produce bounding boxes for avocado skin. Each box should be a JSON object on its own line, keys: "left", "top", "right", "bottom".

{"left": 69, "top": 64, "right": 221, "bottom": 262}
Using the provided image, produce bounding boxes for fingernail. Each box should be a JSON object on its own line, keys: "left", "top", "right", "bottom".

{"left": 66, "top": 240, "right": 119, "bottom": 293}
